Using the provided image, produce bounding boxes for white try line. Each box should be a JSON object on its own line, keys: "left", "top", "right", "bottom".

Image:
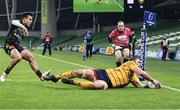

{"left": 34, "top": 53, "right": 93, "bottom": 69}
{"left": 34, "top": 53, "right": 180, "bottom": 92}
{"left": 161, "top": 85, "right": 180, "bottom": 92}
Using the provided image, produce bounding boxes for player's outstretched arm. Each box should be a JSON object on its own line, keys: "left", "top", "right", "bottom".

{"left": 133, "top": 66, "right": 161, "bottom": 88}
{"left": 131, "top": 81, "right": 145, "bottom": 88}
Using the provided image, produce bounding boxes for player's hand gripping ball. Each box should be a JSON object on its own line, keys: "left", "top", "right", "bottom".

{"left": 147, "top": 81, "right": 161, "bottom": 89}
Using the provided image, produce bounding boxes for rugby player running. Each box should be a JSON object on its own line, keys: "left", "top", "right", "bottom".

{"left": 108, "top": 20, "right": 133, "bottom": 67}
{"left": 0, "top": 12, "right": 49, "bottom": 82}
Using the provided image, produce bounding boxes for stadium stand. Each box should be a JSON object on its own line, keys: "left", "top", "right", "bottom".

{"left": 51, "top": 20, "right": 180, "bottom": 50}
{"left": 0, "top": 0, "right": 180, "bottom": 53}
{"left": 136, "top": 31, "right": 180, "bottom": 47}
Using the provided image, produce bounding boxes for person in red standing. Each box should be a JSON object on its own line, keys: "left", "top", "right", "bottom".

{"left": 42, "top": 32, "right": 53, "bottom": 56}
{"left": 108, "top": 20, "right": 132, "bottom": 67}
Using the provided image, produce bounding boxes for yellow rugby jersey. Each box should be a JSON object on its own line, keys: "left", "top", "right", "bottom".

{"left": 105, "top": 61, "right": 139, "bottom": 88}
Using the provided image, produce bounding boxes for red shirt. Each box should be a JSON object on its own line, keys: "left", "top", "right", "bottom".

{"left": 109, "top": 27, "right": 132, "bottom": 46}
{"left": 44, "top": 34, "right": 52, "bottom": 42}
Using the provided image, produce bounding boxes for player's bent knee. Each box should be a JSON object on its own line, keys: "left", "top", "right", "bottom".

{"left": 26, "top": 52, "right": 35, "bottom": 62}
{"left": 73, "top": 71, "right": 83, "bottom": 77}
{"left": 27, "top": 52, "right": 34, "bottom": 59}
{"left": 94, "top": 80, "right": 108, "bottom": 90}
{"left": 22, "top": 50, "right": 34, "bottom": 58}
{"left": 16, "top": 55, "right": 22, "bottom": 61}
{"left": 29, "top": 55, "right": 35, "bottom": 61}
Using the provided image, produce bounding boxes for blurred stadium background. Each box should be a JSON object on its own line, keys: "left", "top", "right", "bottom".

{"left": 0, "top": 0, "right": 180, "bottom": 109}
{"left": 0, "top": 0, "right": 180, "bottom": 60}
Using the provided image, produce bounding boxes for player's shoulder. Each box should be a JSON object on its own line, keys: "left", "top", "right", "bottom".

{"left": 125, "top": 60, "right": 133, "bottom": 64}
{"left": 124, "top": 61, "right": 136, "bottom": 66}
{"left": 12, "top": 19, "right": 20, "bottom": 22}
{"left": 11, "top": 20, "right": 24, "bottom": 28}
{"left": 12, "top": 24, "right": 23, "bottom": 31}
{"left": 115, "top": 28, "right": 120, "bottom": 31}
{"left": 109, "top": 28, "right": 118, "bottom": 35}
{"left": 112, "top": 28, "right": 119, "bottom": 32}
{"left": 125, "top": 27, "right": 131, "bottom": 31}
{"left": 12, "top": 19, "right": 22, "bottom": 24}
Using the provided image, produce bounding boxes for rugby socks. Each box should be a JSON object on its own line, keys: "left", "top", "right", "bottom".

{"left": 35, "top": 70, "right": 42, "bottom": 78}
{"left": 62, "top": 77, "right": 95, "bottom": 89}
{"left": 62, "top": 77, "right": 74, "bottom": 85}
{"left": 4, "top": 57, "right": 22, "bottom": 75}
{"left": 4, "top": 68, "right": 11, "bottom": 75}
{"left": 73, "top": 80, "right": 95, "bottom": 89}
{"left": 116, "top": 62, "right": 121, "bottom": 67}
{"left": 55, "top": 71, "right": 73, "bottom": 79}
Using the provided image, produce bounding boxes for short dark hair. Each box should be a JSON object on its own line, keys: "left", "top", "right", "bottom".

{"left": 21, "top": 12, "right": 33, "bottom": 19}
{"left": 130, "top": 55, "right": 141, "bottom": 61}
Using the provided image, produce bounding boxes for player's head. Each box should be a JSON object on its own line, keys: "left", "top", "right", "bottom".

{"left": 21, "top": 12, "right": 33, "bottom": 27}
{"left": 131, "top": 55, "right": 141, "bottom": 67}
{"left": 117, "top": 20, "right": 125, "bottom": 32}
{"left": 86, "top": 31, "right": 92, "bottom": 37}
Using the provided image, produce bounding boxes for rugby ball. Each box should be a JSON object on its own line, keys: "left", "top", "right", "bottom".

{"left": 147, "top": 81, "right": 156, "bottom": 89}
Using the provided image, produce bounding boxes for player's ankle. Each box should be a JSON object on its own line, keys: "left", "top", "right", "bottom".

{"left": 35, "top": 70, "right": 42, "bottom": 78}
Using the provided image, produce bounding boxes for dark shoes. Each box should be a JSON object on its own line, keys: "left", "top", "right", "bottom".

{"left": 61, "top": 77, "right": 74, "bottom": 85}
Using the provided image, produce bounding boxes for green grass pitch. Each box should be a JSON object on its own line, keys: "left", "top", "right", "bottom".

{"left": 0, "top": 49, "right": 180, "bottom": 109}
{"left": 73, "top": 0, "right": 124, "bottom": 12}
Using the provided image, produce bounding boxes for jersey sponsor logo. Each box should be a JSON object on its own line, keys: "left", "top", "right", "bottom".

{"left": 117, "top": 35, "right": 126, "bottom": 41}
{"left": 13, "top": 33, "right": 22, "bottom": 41}
{"left": 45, "top": 37, "right": 51, "bottom": 42}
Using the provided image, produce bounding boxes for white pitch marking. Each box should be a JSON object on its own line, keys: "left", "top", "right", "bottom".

{"left": 34, "top": 53, "right": 93, "bottom": 69}
{"left": 161, "top": 85, "right": 180, "bottom": 92}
